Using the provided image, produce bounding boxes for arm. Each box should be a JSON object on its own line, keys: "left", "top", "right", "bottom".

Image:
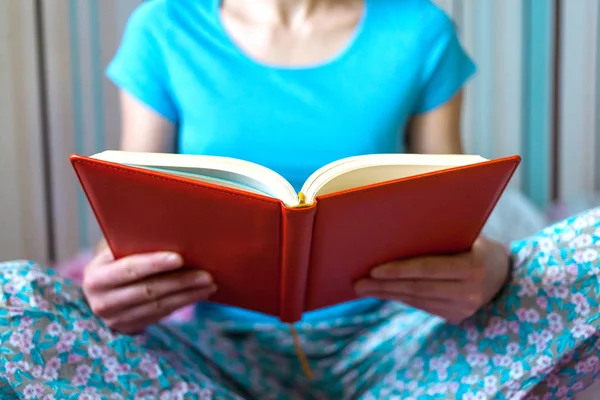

{"left": 119, "top": 90, "right": 177, "bottom": 152}
{"left": 405, "top": 90, "right": 464, "bottom": 154}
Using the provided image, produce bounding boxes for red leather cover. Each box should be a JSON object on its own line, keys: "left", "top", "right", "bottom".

{"left": 70, "top": 155, "right": 285, "bottom": 317}
{"left": 70, "top": 154, "right": 520, "bottom": 322}
{"left": 279, "top": 204, "right": 317, "bottom": 322}
{"left": 304, "top": 155, "right": 521, "bottom": 311}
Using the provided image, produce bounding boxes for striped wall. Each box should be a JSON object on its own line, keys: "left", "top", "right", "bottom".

{"left": 40, "top": 0, "right": 140, "bottom": 261}
{"left": 0, "top": 0, "right": 599, "bottom": 263}
{"left": 438, "top": 0, "right": 600, "bottom": 208}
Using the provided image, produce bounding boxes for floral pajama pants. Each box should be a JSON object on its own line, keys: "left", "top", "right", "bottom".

{"left": 0, "top": 207, "right": 599, "bottom": 399}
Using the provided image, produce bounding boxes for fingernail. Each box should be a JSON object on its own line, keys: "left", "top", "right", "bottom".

{"left": 355, "top": 279, "right": 374, "bottom": 293}
{"left": 162, "top": 252, "right": 182, "bottom": 265}
{"left": 196, "top": 271, "right": 212, "bottom": 285}
{"left": 370, "top": 267, "right": 384, "bottom": 278}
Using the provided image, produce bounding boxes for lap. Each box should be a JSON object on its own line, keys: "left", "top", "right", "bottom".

{"left": 0, "top": 207, "right": 598, "bottom": 399}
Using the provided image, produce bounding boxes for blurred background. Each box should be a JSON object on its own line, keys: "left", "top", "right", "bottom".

{"left": 1, "top": 0, "right": 599, "bottom": 267}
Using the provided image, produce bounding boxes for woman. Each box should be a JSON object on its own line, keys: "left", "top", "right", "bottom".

{"left": 1, "top": 0, "right": 599, "bottom": 398}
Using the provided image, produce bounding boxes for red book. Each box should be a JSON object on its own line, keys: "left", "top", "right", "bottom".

{"left": 70, "top": 151, "right": 520, "bottom": 323}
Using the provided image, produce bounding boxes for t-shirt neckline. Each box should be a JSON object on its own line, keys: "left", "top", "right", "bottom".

{"left": 211, "top": 0, "right": 369, "bottom": 71}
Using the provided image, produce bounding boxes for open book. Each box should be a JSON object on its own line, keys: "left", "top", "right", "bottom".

{"left": 88, "top": 150, "right": 496, "bottom": 207}
{"left": 71, "top": 151, "right": 521, "bottom": 323}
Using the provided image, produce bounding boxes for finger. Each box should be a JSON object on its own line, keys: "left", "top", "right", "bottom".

{"left": 362, "top": 291, "right": 456, "bottom": 318}
{"left": 355, "top": 279, "right": 474, "bottom": 303}
{"left": 90, "top": 269, "right": 213, "bottom": 317}
{"left": 370, "top": 253, "right": 476, "bottom": 281}
{"left": 85, "top": 251, "right": 184, "bottom": 290}
{"left": 106, "top": 285, "right": 217, "bottom": 333}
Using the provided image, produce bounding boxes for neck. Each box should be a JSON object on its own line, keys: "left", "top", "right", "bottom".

{"left": 222, "top": 0, "right": 330, "bottom": 27}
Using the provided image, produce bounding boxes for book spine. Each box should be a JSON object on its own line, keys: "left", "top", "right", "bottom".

{"left": 279, "top": 203, "right": 317, "bottom": 323}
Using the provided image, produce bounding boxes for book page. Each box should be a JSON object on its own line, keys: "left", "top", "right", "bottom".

{"left": 302, "top": 153, "right": 487, "bottom": 201}
{"left": 91, "top": 151, "right": 300, "bottom": 206}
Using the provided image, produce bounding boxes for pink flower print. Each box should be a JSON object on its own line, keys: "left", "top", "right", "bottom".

{"left": 560, "top": 230, "right": 576, "bottom": 242}
{"left": 430, "top": 357, "right": 449, "bottom": 370}
{"left": 506, "top": 342, "right": 520, "bottom": 355}
{"left": 103, "top": 370, "right": 118, "bottom": 383}
{"left": 526, "top": 308, "right": 540, "bottom": 323}
{"left": 535, "top": 355, "right": 553, "bottom": 374}
{"left": 46, "top": 322, "right": 62, "bottom": 336}
{"left": 575, "top": 361, "right": 589, "bottom": 374}
{"left": 566, "top": 264, "right": 579, "bottom": 275}
{"left": 15, "top": 361, "right": 31, "bottom": 372}
{"left": 574, "top": 248, "right": 599, "bottom": 263}
{"left": 136, "top": 388, "right": 159, "bottom": 398}
{"left": 546, "top": 373, "right": 560, "bottom": 388}
{"left": 443, "top": 339, "right": 457, "bottom": 350}
{"left": 46, "top": 357, "right": 61, "bottom": 372}
{"left": 79, "top": 394, "right": 97, "bottom": 400}
{"left": 466, "top": 329, "right": 479, "bottom": 342}
{"left": 467, "top": 352, "right": 489, "bottom": 367}
{"left": 510, "top": 362, "right": 524, "bottom": 379}
{"left": 411, "top": 357, "right": 424, "bottom": 369}
{"left": 546, "top": 286, "right": 569, "bottom": 299}
{"left": 464, "top": 343, "right": 478, "bottom": 353}
{"left": 42, "top": 395, "right": 56, "bottom": 400}
{"left": 3, "top": 283, "right": 17, "bottom": 294}
{"left": 5, "top": 362, "right": 18, "bottom": 374}
{"left": 437, "top": 368, "right": 448, "bottom": 381}
{"left": 8, "top": 331, "right": 20, "bottom": 347}
{"left": 88, "top": 344, "right": 107, "bottom": 359}
{"left": 556, "top": 385, "right": 570, "bottom": 397}
{"left": 572, "top": 382, "right": 584, "bottom": 392}
{"left": 572, "top": 216, "right": 591, "bottom": 230}
{"left": 56, "top": 341, "right": 72, "bottom": 353}
{"left": 173, "top": 382, "right": 190, "bottom": 394}
{"left": 23, "top": 384, "right": 44, "bottom": 399}
{"left": 507, "top": 321, "right": 520, "bottom": 334}
{"left": 518, "top": 278, "right": 538, "bottom": 296}
{"left": 493, "top": 354, "right": 512, "bottom": 367}
{"left": 538, "top": 237, "right": 555, "bottom": 252}
{"left": 140, "top": 358, "right": 162, "bottom": 379}
{"left": 18, "top": 338, "right": 34, "bottom": 355}
{"left": 463, "top": 392, "right": 487, "bottom": 400}
{"left": 484, "top": 375, "right": 498, "bottom": 389}
{"left": 73, "top": 320, "right": 88, "bottom": 332}
{"left": 572, "top": 318, "right": 595, "bottom": 339}
{"left": 516, "top": 308, "right": 528, "bottom": 321}
{"left": 103, "top": 356, "right": 119, "bottom": 371}
{"left": 117, "top": 363, "right": 131, "bottom": 374}
{"left": 585, "top": 356, "right": 600, "bottom": 373}
{"left": 536, "top": 296, "right": 548, "bottom": 309}
{"left": 68, "top": 353, "right": 84, "bottom": 364}
{"left": 42, "top": 368, "right": 59, "bottom": 380}
{"left": 547, "top": 312, "right": 564, "bottom": 331}
{"left": 461, "top": 375, "right": 479, "bottom": 385}
{"left": 483, "top": 317, "right": 508, "bottom": 338}
{"left": 75, "top": 364, "right": 91, "bottom": 380}
{"left": 31, "top": 365, "right": 43, "bottom": 378}
{"left": 60, "top": 331, "right": 76, "bottom": 345}
{"left": 542, "top": 266, "right": 565, "bottom": 285}
{"left": 571, "top": 234, "right": 593, "bottom": 248}
{"left": 73, "top": 374, "right": 88, "bottom": 386}
{"left": 572, "top": 293, "right": 591, "bottom": 316}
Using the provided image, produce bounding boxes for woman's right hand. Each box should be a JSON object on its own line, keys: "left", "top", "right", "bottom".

{"left": 83, "top": 245, "right": 216, "bottom": 334}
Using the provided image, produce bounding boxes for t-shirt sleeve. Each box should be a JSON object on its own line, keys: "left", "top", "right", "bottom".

{"left": 412, "top": 7, "right": 476, "bottom": 115}
{"left": 106, "top": 1, "right": 179, "bottom": 122}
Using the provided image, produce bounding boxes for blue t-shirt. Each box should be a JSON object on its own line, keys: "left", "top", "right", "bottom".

{"left": 106, "top": 0, "right": 476, "bottom": 323}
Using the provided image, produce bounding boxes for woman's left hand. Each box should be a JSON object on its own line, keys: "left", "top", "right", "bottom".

{"left": 355, "top": 236, "right": 511, "bottom": 324}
